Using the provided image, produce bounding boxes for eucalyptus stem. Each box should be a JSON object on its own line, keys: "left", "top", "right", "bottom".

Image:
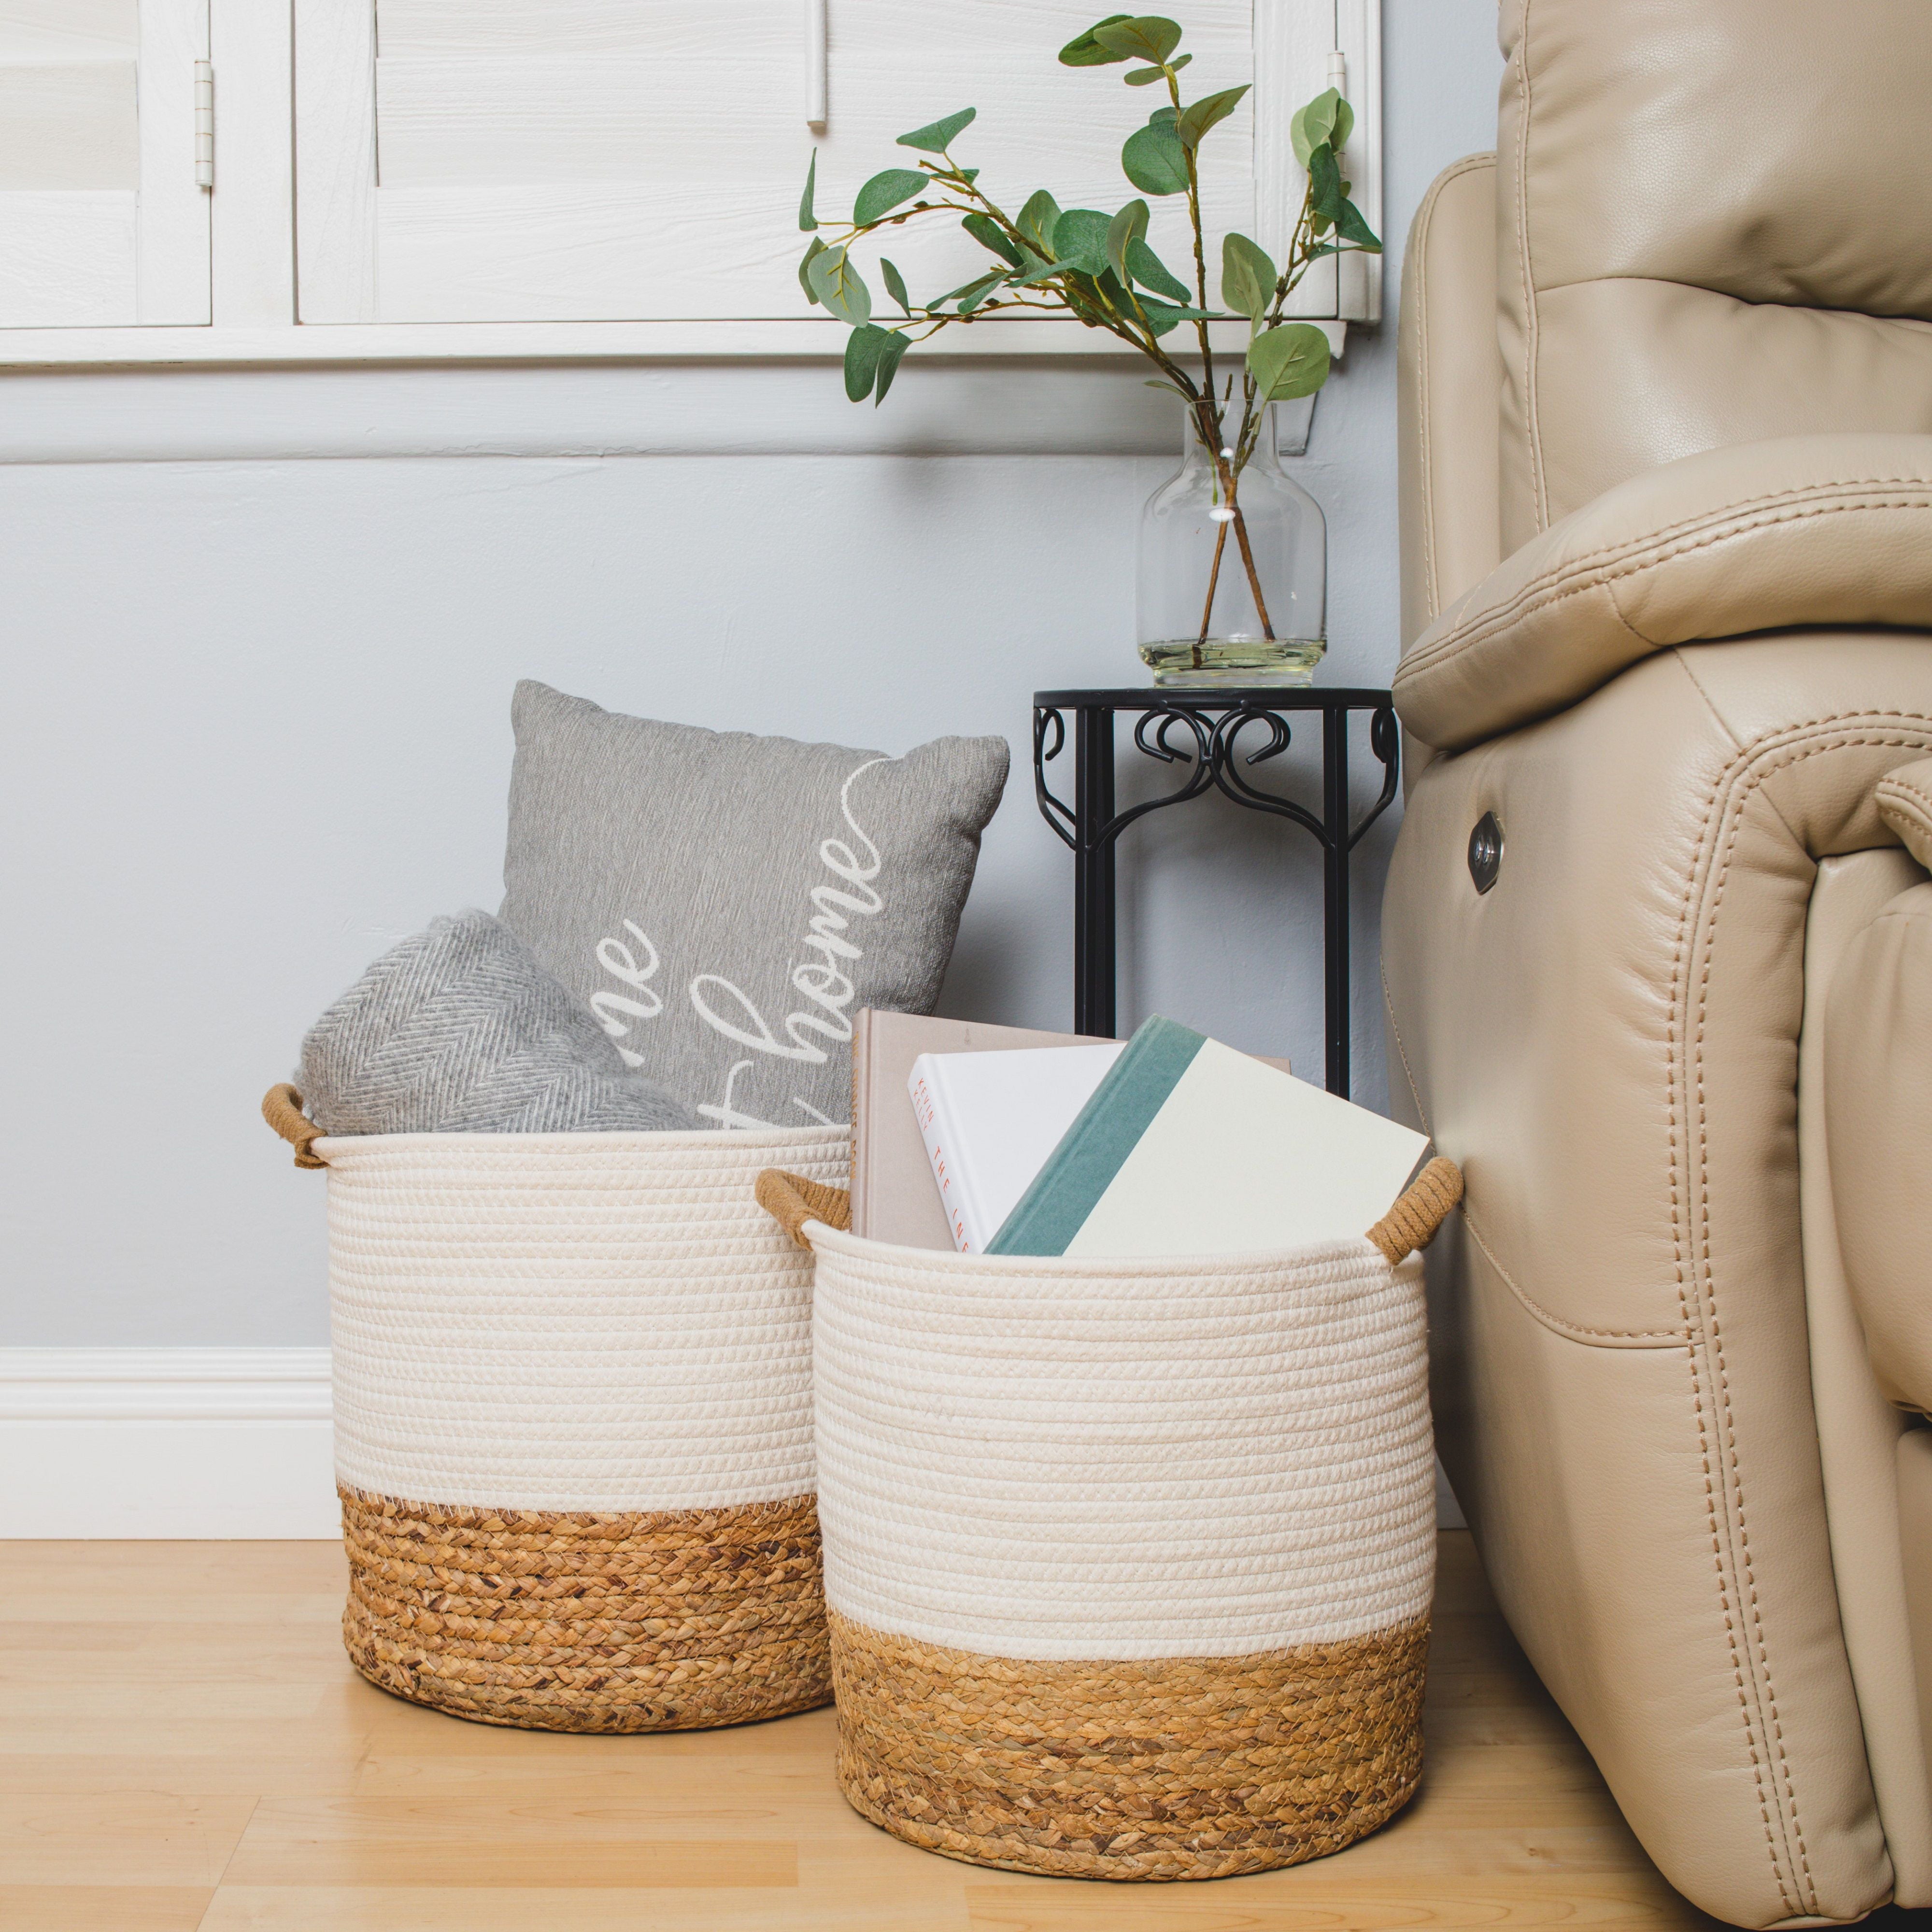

{"left": 798, "top": 17, "right": 1386, "bottom": 681}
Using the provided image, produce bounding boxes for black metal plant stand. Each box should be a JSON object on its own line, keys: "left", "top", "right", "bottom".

{"left": 1032, "top": 687, "right": 1399, "bottom": 1098}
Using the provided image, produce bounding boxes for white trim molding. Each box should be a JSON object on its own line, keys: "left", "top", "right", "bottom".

{"left": 0, "top": 1348, "right": 1466, "bottom": 1538}
{"left": 0, "top": 1349, "right": 338, "bottom": 1538}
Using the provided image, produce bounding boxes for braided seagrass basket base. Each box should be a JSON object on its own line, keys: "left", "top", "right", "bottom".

{"left": 829, "top": 1609, "right": 1429, "bottom": 1881}
{"left": 340, "top": 1483, "right": 831, "bottom": 1732}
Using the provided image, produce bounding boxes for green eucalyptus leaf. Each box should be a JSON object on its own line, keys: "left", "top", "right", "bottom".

{"left": 844, "top": 324, "right": 892, "bottom": 402}
{"left": 808, "top": 244, "right": 872, "bottom": 325}
{"left": 1122, "top": 115, "right": 1189, "bottom": 195}
{"left": 1309, "top": 143, "right": 1345, "bottom": 221}
{"left": 1290, "top": 87, "right": 1345, "bottom": 167}
{"left": 1091, "top": 15, "right": 1182, "bottom": 62}
{"left": 873, "top": 328, "right": 911, "bottom": 404}
{"left": 798, "top": 235, "right": 827, "bottom": 305}
{"left": 955, "top": 269, "right": 1005, "bottom": 313}
{"left": 896, "top": 105, "right": 976, "bottom": 152}
{"left": 1334, "top": 197, "right": 1381, "bottom": 251}
{"left": 1136, "top": 296, "right": 1215, "bottom": 337}
{"left": 1124, "top": 64, "right": 1164, "bottom": 84}
{"left": 1248, "top": 320, "right": 1331, "bottom": 401}
{"left": 936, "top": 268, "right": 1006, "bottom": 307}
{"left": 853, "top": 168, "right": 928, "bottom": 226}
{"left": 1061, "top": 270, "right": 1110, "bottom": 320}
{"left": 1125, "top": 236, "right": 1189, "bottom": 301}
{"left": 962, "top": 212, "right": 1023, "bottom": 266}
{"left": 1221, "top": 230, "right": 1277, "bottom": 320}
{"left": 1051, "top": 206, "right": 1114, "bottom": 276}
{"left": 1106, "top": 199, "right": 1150, "bottom": 282}
{"left": 1176, "top": 84, "right": 1248, "bottom": 150}
{"left": 1058, "top": 13, "right": 1133, "bottom": 64}
{"left": 798, "top": 152, "right": 818, "bottom": 232}
{"left": 1017, "top": 188, "right": 1063, "bottom": 257}
{"left": 1148, "top": 103, "right": 1178, "bottom": 126}
{"left": 1007, "top": 255, "right": 1064, "bottom": 289}
{"left": 881, "top": 256, "right": 911, "bottom": 313}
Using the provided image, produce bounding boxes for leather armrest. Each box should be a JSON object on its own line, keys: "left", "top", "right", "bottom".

{"left": 1827, "top": 759, "right": 1932, "bottom": 1415}
{"left": 1394, "top": 433, "right": 1932, "bottom": 753}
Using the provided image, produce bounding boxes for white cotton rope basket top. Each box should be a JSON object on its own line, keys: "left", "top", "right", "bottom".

{"left": 264, "top": 1088, "right": 848, "bottom": 1514}
{"left": 757, "top": 1158, "right": 1463, "bottom": 1665}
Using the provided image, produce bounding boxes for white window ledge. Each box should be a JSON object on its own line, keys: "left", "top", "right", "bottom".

{"left": 0, "top": 315, "right": 1347, "bottom": 370}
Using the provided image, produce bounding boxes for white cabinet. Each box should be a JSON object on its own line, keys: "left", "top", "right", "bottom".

{"left": 0, "top": 0, "right": 209, "bottom": 327}
{"left": 294, "top": 0, "right": 1379, "bottom": 334}
{"left": 0, "top": 0, "right": 1377, "bottom": 359}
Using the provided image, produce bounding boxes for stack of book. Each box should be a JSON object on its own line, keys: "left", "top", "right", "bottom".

{"left": 852, "top": 1011, "right": 1431, "bottom": 1258}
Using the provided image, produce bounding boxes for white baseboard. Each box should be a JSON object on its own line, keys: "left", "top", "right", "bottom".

{"left": 0, "top": 1347, "right": 1471, "bottom": 1540}
{"left": 0, "top": 1349, "right": 338, "bottom": 1538}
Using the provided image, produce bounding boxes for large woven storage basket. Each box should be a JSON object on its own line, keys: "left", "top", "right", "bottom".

{"left": 265, "top": 1087, "right": 846, "bottom": 1733}
{"left": 759, "top": 1161, "right": 1459, "bottom": 1882}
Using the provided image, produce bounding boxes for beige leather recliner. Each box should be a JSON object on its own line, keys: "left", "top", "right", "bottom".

{"left": 1382, "top": 3, "right": 1932, "bottom": 1924}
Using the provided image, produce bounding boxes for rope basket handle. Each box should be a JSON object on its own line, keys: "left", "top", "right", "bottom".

{"left": 262, "top": 1083, "right": 329, "bottom": 1170}
{"left": 1367, "top": 1155, "right": 1463, "bottom": 1265}
{"left": 756, "top": 1169, "right": 853, "bottom": 1249}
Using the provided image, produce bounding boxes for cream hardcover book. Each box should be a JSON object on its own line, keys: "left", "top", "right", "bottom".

{"left": 988, "top": 1015, "right": 1428, "bottom": 1258}
{"left": 849, "top": 1010, "right": 1292, "bottom": 1249}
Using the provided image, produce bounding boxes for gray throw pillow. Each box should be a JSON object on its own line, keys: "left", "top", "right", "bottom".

{"left": 300, "top": 909, "right": 700, "bottom": 1136}
{"left": 500, "top": 682, "right": 1009, "bottom": 1130}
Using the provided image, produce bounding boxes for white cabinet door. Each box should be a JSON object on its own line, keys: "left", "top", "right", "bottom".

{"left": 295, "top": 0, "right": 1364, "bottom": 331}
{"left": 0, "top": 0, "right": 209, "bottom": 327}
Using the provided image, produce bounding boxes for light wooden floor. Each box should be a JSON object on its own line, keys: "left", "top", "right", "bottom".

{"left": 0, "top": 1530, "right": 1886, "bottom": 1931}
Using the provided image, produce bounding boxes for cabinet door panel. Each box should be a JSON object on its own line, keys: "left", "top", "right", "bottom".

{"left": 818, "top": 0, "right": 1253, "bottom": 325}
{"left": 0, "top": 191, "right": 136, "bottom": 324}
{"left": 301, "top": 0, "right": 1270, "bottom": 330}
{"left": 0, "top": 0, "right": 208, "bottom": 327}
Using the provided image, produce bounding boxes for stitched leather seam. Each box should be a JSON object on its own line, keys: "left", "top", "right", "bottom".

{"left": 1460, "top": 1200, "right": 1680, "bottom": 1347}
{"left": 1516, "top": 10, "right": 1546, "bottom": 532}
{"left": 1380, "top": 958, "right": 1434, "bottom": 1141}
{"left": 1396, "top": 492, "right": 1932, "bottom": 687}
{"left": 1415, "top": 208, "right": 1438, "bottom": 622}
{"left": 1403, "top": 487, "right": 1932, "bottom": 675}
{"left": 1410, "top": 154, "right": 1494, "bottom": 628}
{"left": 1667, "top": 742, "right": 1798, "bottom": 1916}
{"left": 1525, "top": 272, "right": 1932, "bottom": 329}
{"left": 1381, "top": 914, "right": 1678, "bottom": 1348}
{"left": 1878, "top": 772, "right": 1932, "bottom": 850}
{"left": 1422, "top": 157, "right": 1492, "bottom": 630}
{"left": 1682, "top": 714, "right": 1932, "bottom": 1912}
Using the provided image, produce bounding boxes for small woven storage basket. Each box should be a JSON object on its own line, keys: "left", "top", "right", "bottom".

{"left": 265, "top": 1084, "right": 846, "bottom": 1733}
{"left": 757, "top": 1159, "right": 1461, "bottom": 1882}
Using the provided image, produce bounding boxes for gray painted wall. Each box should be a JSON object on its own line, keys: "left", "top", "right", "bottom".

{"left": 0, "top": 0, "right": 1501, "bottom": 1347}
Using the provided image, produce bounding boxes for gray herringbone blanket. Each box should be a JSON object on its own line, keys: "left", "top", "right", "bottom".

{"left": 299, "top": 910, "right": 699, "bottom": 1135}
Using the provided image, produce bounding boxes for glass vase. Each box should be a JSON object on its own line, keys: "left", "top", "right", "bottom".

{"left": 1136, "top": 402, "right": 1326, "bottom": 686}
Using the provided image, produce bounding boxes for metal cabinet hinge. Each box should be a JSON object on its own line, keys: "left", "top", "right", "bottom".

{"left": 195, "top": 59, "right": 213, "bottom": 187}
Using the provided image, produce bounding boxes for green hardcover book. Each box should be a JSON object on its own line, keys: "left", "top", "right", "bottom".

{"left": 986, "top": 1015, "right": 1431, "bottom": 1259}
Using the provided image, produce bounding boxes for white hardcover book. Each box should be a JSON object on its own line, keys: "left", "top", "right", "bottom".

{"left": 909, "top": 1044, "right": 1126, "bottom": 1252}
